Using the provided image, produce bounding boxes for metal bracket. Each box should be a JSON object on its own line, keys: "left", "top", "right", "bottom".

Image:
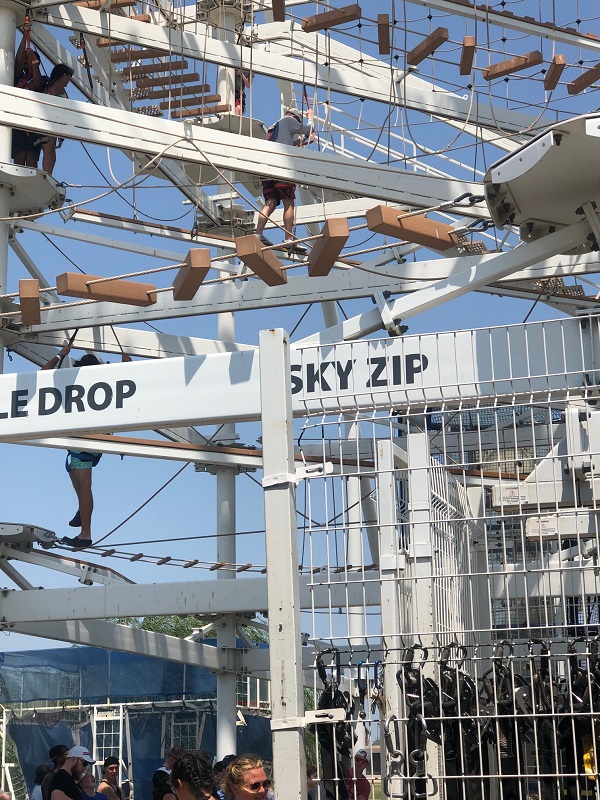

{"left": 270, "top": 707, "right": 347, "bottom": 730}
{"left": 262, "top": 462, "right": 333, "bottom": 488}
{"left": 373, "top": 291, "right": 403, "bottom": 336}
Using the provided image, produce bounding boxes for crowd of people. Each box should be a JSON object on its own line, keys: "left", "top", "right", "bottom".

{"left": 24, "top": 743, "right": 370, "bottom": 800}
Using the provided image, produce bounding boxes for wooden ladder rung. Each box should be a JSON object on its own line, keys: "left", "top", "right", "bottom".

{"left": 135, "top": 72, "right": 200, "bottom": 88}
{"left": 120, "top": 60, "right": 188, "bottom": 79}
{"left": 483, "top": 50, "right": 543, "bottom": 81}
{"left": 302, "top": 3, "right": 361, "bottom": 33}
{"left": 142, "top": 82, "right": 211, "bottom": 100}
{"left": 544, "top": 54, "right": 566, "bottom": 91}
{"left": 111, "top": 48, "right": 169, "bottom": 63}
{"left": 406, "top": 27, "right": 449, "bottom": 66}
{"left": 170, "top": 103, "right": 230, "bottom": 118}
{"left": 159, "top": 93, "right": 220, "bottom": 110}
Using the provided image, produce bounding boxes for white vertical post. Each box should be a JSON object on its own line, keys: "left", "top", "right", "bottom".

{"left": 216, "top": 303, "right": 238, "bottom": 759}
{"left": 376, "top": 440, "right": 405, "bottom": 720}
{"left": 0, "top": 1, "right": 18, "bottom": 376}
{"left": 259, "top": 328, "right": 306, "bottom": 800}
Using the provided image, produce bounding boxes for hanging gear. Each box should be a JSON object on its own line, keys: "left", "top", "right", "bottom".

{"left": 397, "top": 646, "right": 440, "bottom": 799}
{"left": 528, "top": 639, "right": 560, "bottom": 800}
{"left": 311, "top": 648, "right": 351, "bottom": 800}
{"left": 439, "top": 643, "right": 483, "bottom": 800}
{"left": 383, "top": 715, "right": 407, "bottom": 799}
{"left": 371, "top": 660, "right": 386, "bottom": 717}
{"left": 479, "top": 641, "right": 526, "bottom": 800}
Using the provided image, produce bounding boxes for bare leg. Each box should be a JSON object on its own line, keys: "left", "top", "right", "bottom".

{"left": 69, "top": 469, "right": 93, "bottom": 540}
{"left": 41, "top": 140, "right": 57, "bottom": 175}
{"left": 282, "top": 199, "right": 295, "bottom": 240}
{"left": 13, "top": 151, "right": 26, "bottom": 166}
{"left": 255, "top": 198, "right": 277, "bottom": 236}
{"left": 24, "top": 152, "right": 39, "bottom": 168}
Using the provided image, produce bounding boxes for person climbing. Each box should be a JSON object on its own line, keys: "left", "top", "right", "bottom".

{"left": 34, "top": 64, "right": 74, "bottom": 175}
{"left": 12, "top": 24, "right": 45, "bottom": 168}
{"left": 234, "top": 69, "right": 251, "bottom": 116}
{"left": 255, "top": 106, "right": 314, "bottom": 254}
{"left": 42, "top": 339, "right": 131, "bottom": 549}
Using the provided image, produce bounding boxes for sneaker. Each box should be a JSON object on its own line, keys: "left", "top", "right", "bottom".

{"left": 61, "top": 536, "right": 93, "bottom": 549}
{"left": 69, "top": 510, "right": 81, "bottom": 528}
{"left": 282, "top": 240, "right": 307, "bottom": 255}
{"left": 258, "top": 234, "right": 273, "bottom": 246}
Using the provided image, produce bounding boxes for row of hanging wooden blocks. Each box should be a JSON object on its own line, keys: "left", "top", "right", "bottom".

{"left": 17, "top": 218, "right": 353, "bottom": 322}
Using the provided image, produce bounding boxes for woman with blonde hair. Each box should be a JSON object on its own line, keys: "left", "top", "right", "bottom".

{"left": 221, "top": 756, "right": 271, "bottom": 800}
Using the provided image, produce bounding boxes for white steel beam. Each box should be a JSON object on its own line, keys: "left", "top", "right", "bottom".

{"left": 14, "top": 218, "right": 189, "bottom": 262}
{"left": 22, "top": 258, "right": 411, "bottom": 332}
{"left": 0, "top": 87, "right": 487, "bottom": 216}
{"left": 9, "top": 238, "right": 58, "bottom": 299}
{"left": 0, "top": 546, "right": 132, "bottom": 586}
{"left": 0, "top": 574, "right": 381, "bottom": 624}
{"left": 298, "top": 220, "right": 592, "bottom": 344}
{"left": 34, "top": 6, "right": 544, "bottom": 136}
{"left": 405, "top": 0, "right": 600, "bottom": 55}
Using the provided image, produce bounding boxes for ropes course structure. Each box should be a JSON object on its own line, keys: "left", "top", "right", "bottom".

{"left": 5, "top": 0, "right": 600, "bottom": 797}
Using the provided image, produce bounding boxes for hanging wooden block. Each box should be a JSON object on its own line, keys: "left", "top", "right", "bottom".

{"left": 459, "top": 36, "right": 476, "bottom": 75}
{"left": 377, "top": 14, "right": 390, "bottom": 56}
{"left": 235, "top": 236, "right": 287, "bottom": 287}
{"left": 406, "top": 27, "right": 449, "bottom": 66}
{"left": 173, "top": 249, "right": 211, "bottom": 301}
{"left": 308, "top": 218, "right": 350, "bottom": 278}
{"left": 120, "top": 60, "right": 188, "bottom": 78}
{"left": 143, "top": 83, "right": 211, "bottom": 100}
{"left": 567, "top": 62, "right": 600, "bottom": 95}
{"left": 19, "top": 279, "right": 41, "bottom": 326}
{"left": 302, "top": 4, "right": 362, "bottom": 34}
{"left": 482, "top": 50, "right": 543, "bottom": 81}
{"left": 56, "top": 273, "right": 157, "bottom": 307}
{"left": 272, "top": 0, "right": 285, "bottom": 22}
{"left": 366, "top": 206, "right": 456, "bottom": 251}
{"left": 544, "top": 54, "right": 566, "bottom": 90}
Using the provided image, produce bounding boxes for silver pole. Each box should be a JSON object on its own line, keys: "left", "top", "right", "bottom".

{"left": 259, "top": 328, "right": 306, "bottom": 800}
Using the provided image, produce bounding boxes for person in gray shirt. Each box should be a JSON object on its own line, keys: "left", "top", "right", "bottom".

{"left": 255, "top": 106, "right": 313, "bottom": 253}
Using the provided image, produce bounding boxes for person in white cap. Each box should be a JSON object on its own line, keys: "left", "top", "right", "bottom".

{"left": 255, "top": 106, "right": 314, "bottom": 254}
{"left": 49, "top": 746, "right": 95, "bottom": 800}
{"left": 344, "top": 749, "right": 371, "bottom": 800}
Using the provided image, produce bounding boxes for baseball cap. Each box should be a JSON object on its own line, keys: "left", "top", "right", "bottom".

{"left": 355, "top": 749, "right": 370, "bottom": 762}
{"left": 286, "top": 107, "right": 302, "bottom": 121}
{"left": 49, "top": 745, "right": 69, "bottom": 761}
{"left": 67, "top": 746, "right": 95, "bottom": 764}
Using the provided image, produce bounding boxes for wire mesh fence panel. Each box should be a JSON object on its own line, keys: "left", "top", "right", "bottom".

{"left": 293, "top": 327, "right": 600, "bottom": 800}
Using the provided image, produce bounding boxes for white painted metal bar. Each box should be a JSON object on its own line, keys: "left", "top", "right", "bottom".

{"left": 0, "top": 87, "right": 487, "bottom": 216}
{"left": 260, "top": 328, "right": 306, "bottom": 800}
{"left": 297, "top": 219, "right": 592, "bottom": 344}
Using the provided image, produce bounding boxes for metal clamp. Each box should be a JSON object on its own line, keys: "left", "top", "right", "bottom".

{"left": 270, "top": 708, "right": 347, "bottom": 730}
{"left": 262, "top": 462, "right": 333, "bottom": 488}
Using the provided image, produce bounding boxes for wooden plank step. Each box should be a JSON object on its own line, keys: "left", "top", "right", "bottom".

{"left": 143, "top": 82, "right": 211, "bottom": 100}
{"left": 120, "top": 60, "right": 188, "bottom": 79}
{"left": 377, "top": 14, "right": 390, "bottom": 55}
{"left": 567, "top": 62, "right": 600, "bottom": 95}
{"left": 483, "top": 50, "right": 543, "bottom": 80}
{"left": 136, "top": 72, "right": 200, "bottom": 88}
{"left": 406, "top": 27, "right": 449, "bottom": 66}
{"left": 459, "top": 35, "right": 476, "bottom": 75}
{"left": 170, "top": 103, "right": 231, "bottom": 118}
{"left": 236, "top": 235, "right": 287, "bottom": 286}
{"left": 57, "top": 272, "right": 157, "bottom": 307}
{"left": 544, "top": 54, "right": 566, "bottom": 91}
{"left": 302, "top": 3, "right": 361, "bottom": 33}
{"left": 159, "top": 93, "right": 220, "bottom": 110}
{"left": 111, "top": 47, "right": 169, "bottom": 62}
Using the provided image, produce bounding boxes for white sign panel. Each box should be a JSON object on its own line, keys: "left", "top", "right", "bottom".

{"left": 0, "top": 317, "right": 595, "bottom": 440}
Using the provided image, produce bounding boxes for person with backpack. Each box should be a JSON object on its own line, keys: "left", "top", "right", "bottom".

{"left": 255, "top": 106, "right": 314, "bottom": 254}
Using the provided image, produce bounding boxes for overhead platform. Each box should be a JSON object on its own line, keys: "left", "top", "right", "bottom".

{"left": 0, "top": 163, "right": 66, "bottom": 216}
{"left": 0, "top": 522, "right": 55, "bottom": 549}
{"left": 484, "top": 113, "right": 600, "bottom": 251}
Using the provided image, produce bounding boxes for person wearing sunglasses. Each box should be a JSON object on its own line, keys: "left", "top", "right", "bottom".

{"left": 221, "top": 756, "right": 272, "bottom": 800}
{"left": 169, "top": 753, "right": 217, "bottom": 800}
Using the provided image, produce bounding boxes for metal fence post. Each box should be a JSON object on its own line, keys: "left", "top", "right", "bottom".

{"left": 259, "top": 329, "right": 306, "bottom": 800}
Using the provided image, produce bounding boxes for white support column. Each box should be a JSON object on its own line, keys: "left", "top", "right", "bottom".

{"left": 259, "top": 328, "right": 306, "bottom": 800}
{"left": 215, "top": 290, "right": 238, "bottom": 759}
{"left": 0, "top": 1, "right": 18, "bottom": 376}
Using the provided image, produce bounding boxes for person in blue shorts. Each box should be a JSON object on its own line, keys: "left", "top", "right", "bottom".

{"left": 43, "top": 340, "right": 131, "bottom": 549}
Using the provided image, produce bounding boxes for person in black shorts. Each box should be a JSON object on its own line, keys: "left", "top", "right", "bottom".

{"left": 12, "top": 25, "right": 45, "bottom": 167}
{"left": 49, "top": 746, "right": 95, "bottom": 800}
